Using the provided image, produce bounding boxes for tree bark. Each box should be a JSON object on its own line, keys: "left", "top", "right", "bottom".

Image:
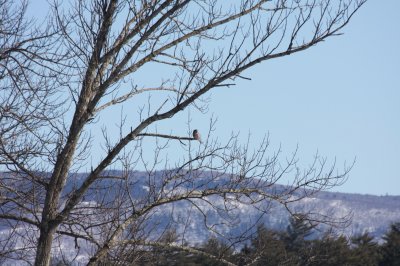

{"left": 35, "top": 225, "right": 55, "bottom": 266}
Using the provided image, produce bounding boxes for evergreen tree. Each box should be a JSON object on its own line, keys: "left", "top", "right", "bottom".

{"left": 247, "top": 225, "right": 289, "bottom": 266}
{"left": 190, "top": 236, "right": 234, "bottom": 266}
{"left": 380, "top": 222, "right": 400, "bottom": 266}
{"left": 307, "top": 234, "right": 352, "bottom": 266}
{"left": 282, "top": 214, "right": 317, "bottom": 265}
{"left": 349, "top": 232, "right": 381, "bottom": 266}
{"left": 153, "top": 229, "right": 181, "bottom": 266}
{"left": 285, "top": 215, "right": 316, "bottom": 249}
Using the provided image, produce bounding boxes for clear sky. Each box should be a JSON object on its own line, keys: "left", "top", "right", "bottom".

{"left": 204, "top": 0, "right": 400, "bottom": 195}
{"left": 27, "top": 1, "right": 399, "bottom": 195}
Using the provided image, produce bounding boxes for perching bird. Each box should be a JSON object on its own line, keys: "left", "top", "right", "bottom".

{"left": 193, "top": 129, "right": 202, "bottom": 143}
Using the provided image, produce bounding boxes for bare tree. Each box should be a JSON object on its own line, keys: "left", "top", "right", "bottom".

{"left": 0, "top": 0, "right": 63, "bottom": 262}
{"left": 0, "top": 0, "right": 366, "bottom": 265}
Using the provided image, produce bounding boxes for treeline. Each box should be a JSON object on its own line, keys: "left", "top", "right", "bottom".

{"left": 132, "top": 219, "right": 400, "bottom": 266}
{"left": 54, "top": 219, "right": 400, "bottom": 266}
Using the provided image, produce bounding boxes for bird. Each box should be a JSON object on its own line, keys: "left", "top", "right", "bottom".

{"left": 192, "top": 129, "right": 202, "bottom": 143}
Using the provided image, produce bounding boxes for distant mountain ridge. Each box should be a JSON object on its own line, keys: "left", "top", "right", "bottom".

{"left": 152, "top": 185, "right": 400, "bottom": 244}
{"left": 1, "top": 170, "right": 400, "bottom": 265}
{"left": 62, "top": 170, "right": 400, "bottom": 241}
{"left": 309, "top": 190, "right": 400, "bottom": 239}
{"left": 2, "top": 170, "right": 399, "bottom": 241}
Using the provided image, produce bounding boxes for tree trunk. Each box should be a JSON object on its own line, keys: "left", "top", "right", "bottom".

{"left": 34, "top": 224, "right": 55, "bottom": 266}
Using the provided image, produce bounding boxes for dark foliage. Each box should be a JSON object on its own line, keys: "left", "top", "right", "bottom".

{"left": 111, "top": 221, "right": 400, "bottom": 266}
{"left": 380, "top": 223, "right": 400, "bottom": 266}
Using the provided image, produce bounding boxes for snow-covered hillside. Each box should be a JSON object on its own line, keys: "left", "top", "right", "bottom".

{"left": 1, "top": 171, "right": 399, "bottom": 265}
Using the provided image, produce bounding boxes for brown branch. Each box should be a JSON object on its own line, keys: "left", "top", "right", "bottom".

{"left": 119, "top": 240, "right": 237, "bottom": 266}
{"left": 137, "top": 133, "right": 195, "bottom": 142}
{"left": 0, "top": 214, "right": 39, "bottom": 227}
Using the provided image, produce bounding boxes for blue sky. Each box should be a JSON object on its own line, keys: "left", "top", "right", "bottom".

{"left": 204, "top": 0, "right": 400, "bottom": 195}
{"left": 28, "top": 1, "right": 399, "bottom": 195}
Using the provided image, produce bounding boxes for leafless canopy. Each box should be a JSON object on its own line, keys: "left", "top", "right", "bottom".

{"left": 0, "top": 0, "right": 365, "bottom": 265}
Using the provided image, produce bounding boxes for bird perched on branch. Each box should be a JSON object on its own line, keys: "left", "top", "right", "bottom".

{"left": 193, "top": 129, "right": 202, "bottom": 143}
